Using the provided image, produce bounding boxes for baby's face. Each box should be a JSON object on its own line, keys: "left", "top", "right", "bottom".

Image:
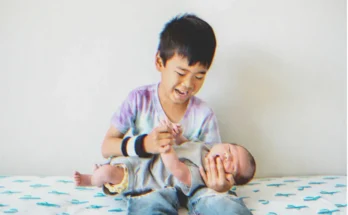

{"left": 208, "top": 143, "right": 249, "bottom": 181}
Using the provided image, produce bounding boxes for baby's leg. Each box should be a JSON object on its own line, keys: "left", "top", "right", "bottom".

{"left": 91, "top": 164, "right": 124, "bottom": 187}
{"left": 74, "top": 164, "right": 99, "bottom": 186}
{"left": 74, "top": 164, "right": 124, "bottom": 187}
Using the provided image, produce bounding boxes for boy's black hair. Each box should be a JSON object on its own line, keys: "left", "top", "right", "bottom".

{"left": 158, "top": 13, "right": 217, "bottom": 69}
{"left": 229, "top": 143, "right": 256, "bottom": 186}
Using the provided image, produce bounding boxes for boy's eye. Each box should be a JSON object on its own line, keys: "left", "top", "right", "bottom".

{"left": 195, "top": 76, "right": 204, "bottom": 80}
{"left": 176, "top": 71, "right": 185, "bottom": 76}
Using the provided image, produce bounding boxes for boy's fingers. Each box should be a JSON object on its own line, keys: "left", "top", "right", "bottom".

{"left": 207, "top": 153, "right": 216, "bottom": 160}
{"left": 199, "top": 167, "right": 208, "bottom": 184}
{"left": 158, "top": 133, "right": 173, "bottom": 140}
{"left": 205, "top": 157, "right": 211, "bottom": 182}
{"left": 156, "top": 124, "right": 171, "bottom": 133}
{"left": 216, "top": 157, "right": 225, "bottom": 179}
{"left": 159, "top": 139, "right": 174, "bottom": 146}
{"left": 209, "top": 157, "right": 218, "bottom": 183}
{"left": 226, "top": 174, "right": 235, "bottom": 185}
{"left": 216, "top": 158, "right": 229, "bottom": 187}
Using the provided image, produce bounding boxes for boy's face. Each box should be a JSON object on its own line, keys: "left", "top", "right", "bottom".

{"left": 156, "top": 53, "right": 209, "bottom": 104}
{"left": 208, "top": 143, "right": 250, "bottom": 181}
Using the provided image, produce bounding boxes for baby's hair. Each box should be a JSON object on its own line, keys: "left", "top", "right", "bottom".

{"left": 158, "top": 13, "right": 216, "bottom": 69}
{"left": 229, "top": 143, "right": 256, "bottom": 186}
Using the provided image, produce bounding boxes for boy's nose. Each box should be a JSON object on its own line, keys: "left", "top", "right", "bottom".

{"left": 182, "top": 76, "right": 194, "bottom": 89}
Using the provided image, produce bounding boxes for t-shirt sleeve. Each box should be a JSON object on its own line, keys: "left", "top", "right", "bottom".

{"left": 110, "top": 90, "right": 138, "bottom": 134}
{"left": 174, "top": 159, "right": 205, "bottom": 196}
{"left": 198, "top": 111, "right": 222, "bottom": 145}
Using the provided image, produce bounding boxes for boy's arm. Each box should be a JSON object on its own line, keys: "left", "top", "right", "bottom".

{"left": 101, "top": 125, "right": 125, "bottom": 158}
{"left": 160, "top": 147, "right": 191, "bottom": 186}
{"left": 198, "top": 111, "right": 235, "bottom": 192}
{"left": 102, "top": 124, "right": 175, "bottom": 158}
{"left": 102, "top": 90, "right": 137, "bottom": 158}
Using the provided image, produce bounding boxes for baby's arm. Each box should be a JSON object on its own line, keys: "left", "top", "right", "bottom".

{"left": 160, "top": 147, "right": 191, "bottom": 186}
{"left": 174, "top": 130, "right": 188, "bottom": 145}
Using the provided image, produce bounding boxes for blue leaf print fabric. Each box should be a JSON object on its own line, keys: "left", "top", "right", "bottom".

{"left": 0, "top": 175, "right": 346, "bottom": 214}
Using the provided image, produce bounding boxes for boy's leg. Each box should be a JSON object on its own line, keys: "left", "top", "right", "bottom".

{"left": 188, "top": 188, "right": 252, "bottom": 215}
{"left": 74, "top": 164, "right": 124, "bottom": 187}
{"left": 126, "top": 187, "right": 179, "bottom": 215}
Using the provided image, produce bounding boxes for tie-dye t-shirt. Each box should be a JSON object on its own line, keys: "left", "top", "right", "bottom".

{"left": 111, "top": 83, "right": 221, "bottom": 145}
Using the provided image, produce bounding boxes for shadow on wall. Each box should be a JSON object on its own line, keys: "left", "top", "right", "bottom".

{"left": 210, "top": 45, "right": 292, "bottom": 177}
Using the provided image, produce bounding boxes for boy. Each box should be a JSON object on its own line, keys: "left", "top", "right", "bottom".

{"left": 101, "top": 13, "right": 221, "bottom": 157}
{"left": 99, "top": 14, "right": 234, "bottom": 213}
{"left": 74, "top": 142, "right": 255, "bottom": 215}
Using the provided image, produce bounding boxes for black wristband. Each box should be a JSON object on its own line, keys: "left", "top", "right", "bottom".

{"left": 121, "top": 136, "right": 131, "bottom": 156}
{"left": 135, "top": 134, "right": 152, "bottom": 158}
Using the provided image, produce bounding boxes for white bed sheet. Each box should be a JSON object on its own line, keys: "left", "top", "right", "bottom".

{"left": 0, "top": 175, "right": 346, "bottom": 214}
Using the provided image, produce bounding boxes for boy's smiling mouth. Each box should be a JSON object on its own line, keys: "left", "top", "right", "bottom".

{"left": 174, "top": 89, "right": 190, "bottom": 100}
{"left": 175, "top": 89, "right": 188, "bottom": 95}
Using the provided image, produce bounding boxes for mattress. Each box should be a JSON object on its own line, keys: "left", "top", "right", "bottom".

{"left": 0, "top": 175, "right": 346, "bottom": 214}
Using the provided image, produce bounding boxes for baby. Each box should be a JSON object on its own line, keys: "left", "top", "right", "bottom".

{"left": 74, "top": 141, "right": 256, "bottom": 197}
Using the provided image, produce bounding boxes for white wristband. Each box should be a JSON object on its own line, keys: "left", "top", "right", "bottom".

{"left": 126, "top": 137, "right": 137, "bottom": 157}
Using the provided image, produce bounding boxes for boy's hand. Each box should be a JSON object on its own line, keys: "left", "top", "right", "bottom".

{"left": 160, "top": 144, "right": 175, "bottom": 155}
{"left": 199, "top": 156, "right": 234, "bottom": 192}
{"left": 144, "top": 124, "right": 174, "bottom": 154}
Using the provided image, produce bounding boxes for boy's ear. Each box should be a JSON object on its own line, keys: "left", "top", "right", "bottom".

{"left": 155, "top": 52, "right": 164, "bottom": 71}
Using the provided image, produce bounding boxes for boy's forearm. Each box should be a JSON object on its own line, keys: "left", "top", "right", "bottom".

{"left": 101, "top": 137, "right": 123, "bottom": 158}
{"left": 161, "top": 148, "right": 191, "bottom": 186}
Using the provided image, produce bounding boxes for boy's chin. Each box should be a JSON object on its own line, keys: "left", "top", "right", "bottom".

{"left": 170, "top": 96, "right": 190, "bottom": 105}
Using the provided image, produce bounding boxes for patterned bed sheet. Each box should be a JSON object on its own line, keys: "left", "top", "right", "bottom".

{"left": 236, "top": 175, "right": 346, "bottom": 215}
{"left": 0, "top": 175, "right": 346, "bottom": 214}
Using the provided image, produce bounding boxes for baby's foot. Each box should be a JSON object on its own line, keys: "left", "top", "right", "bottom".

{"left": 74, "top": 171, "right": 92, "bottom": 186}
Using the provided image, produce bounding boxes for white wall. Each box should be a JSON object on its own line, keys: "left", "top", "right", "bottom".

{"left": 0, "top": 0, "right": 346, "bottom": 178}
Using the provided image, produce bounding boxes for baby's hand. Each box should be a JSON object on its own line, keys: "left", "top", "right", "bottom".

{"left": 172, "top": 124, "right": 188, "bottom": 145}
{"left": 161, "top": 119, "right": 188, "bottom": 145}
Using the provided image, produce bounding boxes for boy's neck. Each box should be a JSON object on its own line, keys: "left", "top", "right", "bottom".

{"left": 158, "top": 84, "right": 189, "bottom": 123}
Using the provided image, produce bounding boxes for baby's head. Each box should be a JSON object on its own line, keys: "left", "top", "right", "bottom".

{"left": 208, "top": 143, "right": 256, "bottom": 186}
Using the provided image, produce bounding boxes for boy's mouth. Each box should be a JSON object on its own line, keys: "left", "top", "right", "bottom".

{"left": 174, "top": 89, "right": 190, "bottom": 99}
{"left": 175, "top": 89, "right": 188, "bottom": 95}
